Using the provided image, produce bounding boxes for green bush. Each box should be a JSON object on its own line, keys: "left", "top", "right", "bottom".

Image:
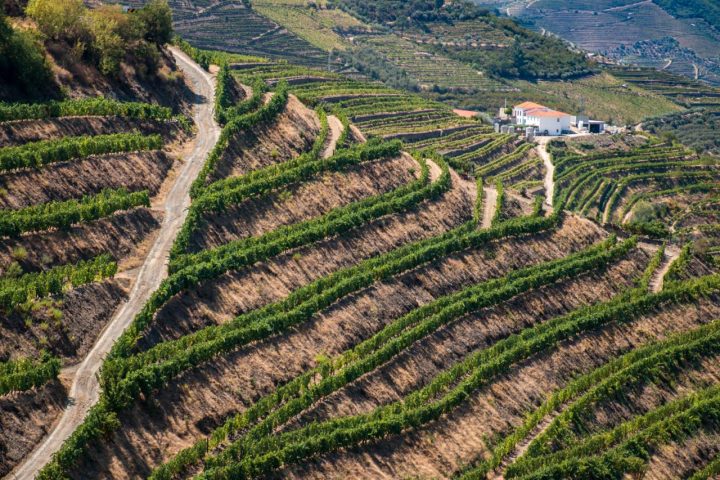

{"left": 136, "top": 0, "right": 173, "bottom": 45}
{"left": 0, "top": 13, "right": 55, "bottom": 99}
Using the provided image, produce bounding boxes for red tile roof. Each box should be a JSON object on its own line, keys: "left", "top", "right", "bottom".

{"left": 515, "top": 101, "right": 545, "bottom": 110}
{"left": 527, "top": 108, "right": 570, "bottom": 118}
{"left": 518, "top": 103, "right": 570, "bottom": 118}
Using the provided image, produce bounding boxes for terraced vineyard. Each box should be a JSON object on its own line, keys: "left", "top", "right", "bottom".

{"left": 550, "top": 134, "right": 720, "bottom": 244}
{"left": 349, "top": 33, "right": 507, "bottom": 92}
{"left": 16, "top": 40, "right": 717, "bottom": 480}
{"left": 0, "top": 92, "right": 189, "bottom": 476}
{"left": 610, "top": 67, "right": 720, "bottom": 110}
{"left": 498, "top": 0, "right": 720, "bottom": 85}
{"left": 124, "top": 0, "right": 332, "bottom": 67}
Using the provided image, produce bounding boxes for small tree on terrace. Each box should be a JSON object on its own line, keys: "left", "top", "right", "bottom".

{"left": 137, "top": 0, "right": 173, "bottom": 45}
{"left": 26, "top": 0, "right": 85, "bottom": 41}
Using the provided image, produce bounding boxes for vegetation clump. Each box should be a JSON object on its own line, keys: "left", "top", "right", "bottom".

{"left": 23, "top": 0, "right": 173, "bottom": 79}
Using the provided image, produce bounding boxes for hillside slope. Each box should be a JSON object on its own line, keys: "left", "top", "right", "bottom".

{"left": 17, "top": 40, "right": 719, "bottom": 480}
{"left": 0, "top": 2, "right": 209, "bottom": 477}
{"left": 484, "top": 0, "right": 720, "bottom": 86}
{"left": 152, "top": 0, "right": 691, "bottom": 121}
{"left": 3, "top": 2, "right": 720, "bottom": 479}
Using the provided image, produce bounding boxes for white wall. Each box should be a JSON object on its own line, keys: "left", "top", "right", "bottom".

{"left": 530, "top": 115, "right": 570, "bottom": 136}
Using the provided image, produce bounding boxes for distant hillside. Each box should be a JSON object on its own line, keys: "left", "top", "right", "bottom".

{"left": 114, "top": 0, "right": 333, "bottom": 68}
{"left": 332, "top": 0, "right": 593, "bottom": 81}
{"left": 479, "top": 0, "right": 720, "bottom": 86}
{"left": 653, "top": 0, "right": 720, "bottom": 30}
{"left": 115, "top": 0, "right": 699, "bottom": 124}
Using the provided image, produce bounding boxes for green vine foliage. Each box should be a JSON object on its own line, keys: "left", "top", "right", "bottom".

{"left": 0, "top": 97, "right": 175, "bottom": 122}
{"left": 0, "top": 355, "right": 61, "bottom": 395}
{"left": 0, "top": 254, "right": 117, "bottom": 311}
{"left": 0, "top": 133, "right": 162, "bottom": 172}
{"left": 0, "top": 188, "right": 150, "bottom": 237}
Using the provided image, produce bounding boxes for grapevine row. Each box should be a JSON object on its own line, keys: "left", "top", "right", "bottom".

{"left": 199, "top": 240, "right": 657, "bottom": 479}
{"left": 0, "top": 133, "right": 162, "bottom": 172}
{"left": 171, "top": 140, "right": 401, "bottom": 267}
{"left": 0, "top": 188, "right": 150, "bottom": 237}
{"left": 0, "top": 97, "right": 175, "bottom": 123}
{"left": 188, "top": 81, "right": 290, "bottom": 198}
{"left": 169, "top": 108, "right": 331, "bottom": 260}
{"left": 0, "top": 254, "right": 117, "bottom": 311}
{"left": 167, "top": 236, "right": 623, "bottom": 478}
{"left": 0, "top": 355, "right": 61, "bottom": 396}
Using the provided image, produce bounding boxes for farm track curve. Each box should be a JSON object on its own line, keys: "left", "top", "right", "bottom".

{"left": 7, "top": 47, "right": 220, "bottom": 480}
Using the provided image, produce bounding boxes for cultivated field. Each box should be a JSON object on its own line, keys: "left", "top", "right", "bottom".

{"left": 0, "top": 93, "right": 191, "bottom": 477}
{"left": 549, "top": 133, "right": 720, "bottom": 245}
{"left": 23, "top": 44, "right": 720, "bottom": 480}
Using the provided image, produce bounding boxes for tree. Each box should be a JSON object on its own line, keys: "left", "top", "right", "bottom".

{"left": 137, "top": 0, "right": 173, "bottom": 45}
{"left": 0, "top": 11, "right": 55, "bottom": 98}
{"left": 87, "top": 10, "right": 123, "bottom": 75}
{"left": 511, "top": 40, "right": 528, "bottom": 78}
{"left": 26, "top": 0, "right": 85, "bottom": 41}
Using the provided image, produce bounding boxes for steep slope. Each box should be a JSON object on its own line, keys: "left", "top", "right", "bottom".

{"left": 2, "top": 46, "right": 218, "bottom": 480}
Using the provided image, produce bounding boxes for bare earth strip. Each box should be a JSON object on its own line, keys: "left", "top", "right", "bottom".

{"left": 7, "top": 47, "right": 220, "bottom": 480}
{"left": 649, "top": 245, "right": 681, "bottom": 294}
{"left": 322, "top": 115, "right": 344, "bottom": 159}
{"left": 481, "top": 186, "right": 498, "bottom": 229}
{"left": 536, "top": 137, "right": 554, "bottom": 208}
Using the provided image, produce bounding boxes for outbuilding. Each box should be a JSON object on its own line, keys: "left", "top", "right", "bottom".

{"left": 579, "top": 119, "right": 606, "bottom": 134}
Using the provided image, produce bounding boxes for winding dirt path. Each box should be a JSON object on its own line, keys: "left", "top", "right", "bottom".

{"left": 322, "top": 115, "right": 344, "bottom": 159}
{"left": 649, "top": 245, "right": 681, "bottom": 293}
{"left": 481, "top": 186, "right": 499, "bottom": 229}
{"left": 536, "top": 137, "right": 555, "bottom": 208}
{"left": 7, "top": 47, "right": 220, "bottom": 480}
{"left": 537, "top": 133, "right": 592, "bottom": 211}
{"left": 491, "top": 408, "right": 567, "bottom": 480}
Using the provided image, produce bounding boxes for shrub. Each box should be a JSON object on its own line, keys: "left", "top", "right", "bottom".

{"left": 0, "top": 12, "right": 55, "bottom": 98}
{"left": 86, "top": 9, "right": 125, "bottom": 75}
{"left": 137, "top": 0, "right": 173, "bottom": 45}
{"left": 26, "top": 0, "right": 85, "bottom": 41}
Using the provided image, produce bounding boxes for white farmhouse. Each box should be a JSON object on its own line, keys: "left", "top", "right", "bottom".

{"left": 513, "top": 102, "right": 571, "bottom": 136}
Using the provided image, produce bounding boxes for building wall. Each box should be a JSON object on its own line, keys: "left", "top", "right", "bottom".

{"left": 529, "top": 115, "right": 571, "bottom": 136}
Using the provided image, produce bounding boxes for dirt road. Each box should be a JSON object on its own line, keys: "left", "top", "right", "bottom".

{"left": 536, "top": 133, "right": 591, "bottom": 210}
{"left": 536, "top": 137, "right": 555, "bottom": 208}
{"left": 481, "top": 186, "right": 499, "bottom": 229}
{"left": 322, "top": 115, "right": 344, "bottom": 159}
{"left": 649, "top": 245, "right": 681, "bottom": 293}
{"left": 8, "top": 47, "right": 220, "bottom": 480}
